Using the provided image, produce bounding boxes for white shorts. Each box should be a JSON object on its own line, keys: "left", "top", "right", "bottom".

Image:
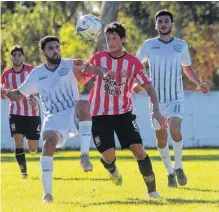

{"left": 41, "top": 107, "right": 77, "bottom": 147}
{"left": 150, "top": 101, "right": 184, "bottom": 130}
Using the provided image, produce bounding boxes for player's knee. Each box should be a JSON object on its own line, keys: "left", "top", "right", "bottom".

{"left": 42, "top": 131, "right": 59, "bottom": 155}
{"left": 131, "top": 146, "right": 146, "bottom": 161}
{"left": 170, "top": 128, "right": 182, "bottom": 142}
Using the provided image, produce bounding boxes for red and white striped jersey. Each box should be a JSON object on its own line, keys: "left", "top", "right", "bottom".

{"left": 1, "top": 64, "right": 40, "bottom": 116}
{"left": 89, "top": 51, "right": 151, "bottom": 116}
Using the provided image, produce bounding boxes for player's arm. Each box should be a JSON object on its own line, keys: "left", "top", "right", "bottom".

{"left": 141, "top": 83, "right": 168, "bottom": 129}
{"left": 183, "top": 66, "right": 208, "bottom": 94}
{"left": 1, "top": 88, "right": 25, "bottom": 101}
{"left": 181, "top": 41, "right": 208, "bottom": 94}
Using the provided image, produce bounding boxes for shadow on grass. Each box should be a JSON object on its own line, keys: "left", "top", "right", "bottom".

{"left": 57, "top": 197, "right": 219, "bottom": 207}
{"left": 58, "top": 198, "right": 166, "bottom": 206}
{"left": 1, "top": 154, "right": 219, "bottom": 163}
{"left": 32, "top": 176, "right": 110, "bottom": 181}
{"left": 178, "top": 187, "right": 219, "bottom": 193}
{"left": 166, "top": 198, "right": 219, "bottom": 204}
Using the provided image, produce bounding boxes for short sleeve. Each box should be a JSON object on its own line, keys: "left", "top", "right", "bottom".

{"left": 181, "top": 41, "right": 192, "bottom": 66}
{"left": 136, "top": 41, "right": 149, "bottom": 64}
{"left": 18, "top": 68, "right": 38, "bottom": 96}
{"left": 134, "top": 58, "right": 151, "bottom": 86}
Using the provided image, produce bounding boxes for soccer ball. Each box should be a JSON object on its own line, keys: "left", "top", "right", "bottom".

{"left": 76, "top": 14, "right": 102, "bottom": 41}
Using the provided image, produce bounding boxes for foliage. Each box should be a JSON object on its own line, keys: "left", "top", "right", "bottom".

{"left": 1, "top": 1, "right": 219, "bottom": 90}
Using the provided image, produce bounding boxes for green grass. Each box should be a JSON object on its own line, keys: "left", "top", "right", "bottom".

{"left": 1, "top": 149, "right": 219, "bottom": 212}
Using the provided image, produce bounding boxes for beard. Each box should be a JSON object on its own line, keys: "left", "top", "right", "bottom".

{"left": 159, "top": 28, "right": 171, "bottom": 36}
{"left": 46, "top": 54, "right": 61, "bottom": 64}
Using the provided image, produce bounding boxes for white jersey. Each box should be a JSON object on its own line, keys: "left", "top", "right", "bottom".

{"left": 18, "top": 59, "right": 79, "bottom": 117}
{"left": 136, "top": 37, "right": 192, "bottom": 103}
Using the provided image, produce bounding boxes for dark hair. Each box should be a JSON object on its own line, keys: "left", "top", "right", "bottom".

{"left": 10, "top": 45, "right": 24, "bottom": 55}
{"left": 104, "top": 22, "right": 126, "bottom": 39}
{"left": 39, "top": 36, "right": 60, "bottom": 50}
{"left": 155, "top": 10, "right": 174, "bottom": 22}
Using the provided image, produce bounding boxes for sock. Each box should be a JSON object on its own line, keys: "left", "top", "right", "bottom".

{"left": 40, "top": 156, "right": 53, "bottom": 195}
{"left": 172, "top": 140, "right": 183, "bottom": 169}
{"left": 79, "top": 121, "right": 92, "bottom": 155}
{"left": 15, "top": 148, "right": 27, "bottom": 174}
{"left": 137, "top": 155, "right": 156, "bottom": 194}
{"left": 100, "top": 157, "right": 116, "bottom": 174}
{"left": 157, "top": 145, "right": 175, "bottom": 175}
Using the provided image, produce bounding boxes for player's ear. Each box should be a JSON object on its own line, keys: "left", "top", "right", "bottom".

{"left": 41, "top": 51, "right": 46, "bottom": 57}
{"left": 121, "top": 37, "right": 126, "bottom": 45}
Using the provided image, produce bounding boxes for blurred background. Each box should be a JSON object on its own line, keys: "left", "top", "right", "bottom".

{"left": 1, "top": 1, "right": 219, "bottom": 93}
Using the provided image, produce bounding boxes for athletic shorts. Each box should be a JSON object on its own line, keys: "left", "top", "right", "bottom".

{"left": 9, "top": 114, "right": 41, "bottom": 140}
{"left": 42, "top": 107, "right": 77, "bottom": 147}
{"left": 92, "top": 111, "right": 142, "bottom": 153}
{"left": 150, "top": 101, "right": 184, "bottom": 129}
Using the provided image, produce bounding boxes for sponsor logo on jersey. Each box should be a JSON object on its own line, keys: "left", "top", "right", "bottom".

{"left": 151, "top": 46, "right": 160, "bottom": 49}
{"left": 59, "top": 68, "right": 69, "bottom": 76}
{"left": 174, "top": 44, "right": 182, "bottom": 52}
{"left": 39, "top": 76, "right": 47, "bottom": 81}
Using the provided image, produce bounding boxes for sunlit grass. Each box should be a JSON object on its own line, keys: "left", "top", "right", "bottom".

{"left": 1, "top": 149, "right": 219, "bottom": 212}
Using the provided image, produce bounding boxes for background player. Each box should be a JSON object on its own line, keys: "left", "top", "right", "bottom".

{"left": 1, "top": 45, "right": 41, "bottom": 179}
{"left": 136, "top": 10, "right": 208, "bottom": 188}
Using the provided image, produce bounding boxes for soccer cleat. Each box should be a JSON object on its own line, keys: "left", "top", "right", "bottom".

{"left": 42, "top": 193, "right": 53, "bottom": 203}
{"left": 168, "top": 172, "right": 177, "bottom": 188}
{"left": 22, "top": 173, "right": 28, "bottom": 179}
{"left": 80, "top": 153, "right": 93, "bottom": 172}
{"left": 175, "top": 168, "right": 187, "bottom": 186}
{"left": 148, "top": 191, "right": 162, "bottom": 198}
{"left": 109, "top": 168, "right": 123, "bottom": 186}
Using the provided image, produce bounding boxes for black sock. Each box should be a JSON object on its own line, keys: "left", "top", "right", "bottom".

{"left": 15, "top": 148, "right": 27, "bottom": 174}
{"left": 100, "top": 157, "right": 116, "bottom": 174}
{"left": 137, "top": 155, "right": 156, "bottom": 193}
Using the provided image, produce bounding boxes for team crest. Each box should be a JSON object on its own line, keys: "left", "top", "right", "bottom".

{"left": 59, "top": 68, "right": 69, "bottom": 76}
{"left": 174, "top": 44, "right": 182, "bottom": 52}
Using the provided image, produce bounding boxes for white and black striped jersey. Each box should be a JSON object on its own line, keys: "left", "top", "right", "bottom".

{"left": 18, "top": 59, "right": 79, "bottom": 116}
{"left": 136, "top": 37, "right": 192, "bottom": 103}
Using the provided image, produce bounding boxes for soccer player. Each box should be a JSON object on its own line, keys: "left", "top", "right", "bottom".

{"left": 1, "top": 36, "right": 99, "bottom": 203}
{"left": 136, "top": 10, "right": 209, "bottom": 188}
{"left": 1, "top": 45, "right": 41, "bottom": 179}
{"left": 82, "top": 22, "right": 168, "bottom": 198}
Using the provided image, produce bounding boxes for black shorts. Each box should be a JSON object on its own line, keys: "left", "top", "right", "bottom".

{"left": 92, "top": 112, "right": 142, "bottom": 153}
{"left": 9, "top": 115, "right": 41, "bottom": 140}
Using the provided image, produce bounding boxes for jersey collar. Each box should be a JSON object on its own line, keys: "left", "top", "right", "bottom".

{"left": 157, "top": 36, "right": 174, "bottom": 44}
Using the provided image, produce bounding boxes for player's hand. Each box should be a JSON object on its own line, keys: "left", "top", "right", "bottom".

{"left": 132, "top": 83, "right": 142, "bottom": 94}
{"left": 198, "top": 82, "right": 209, "bottom": 94}
{"left": 28, "top": 97, "right": 38, "bottom": 108}
{"left": 152, "top": 111, "right": 168, "bottom": 129}
{"left": 73, "top": 58, "right": 85, "bottom": 66}
{"left": 1, "top": 84, "right": 9, "bottom": 99}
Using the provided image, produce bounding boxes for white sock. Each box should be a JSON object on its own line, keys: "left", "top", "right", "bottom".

{"left": 40, "top": 156, "right": 53, "bottom": 195}
{"left": 79, "top": 121, "right": 92, "bottom": 155}
{"left": 172, "top": 140, "right": 183, "bottom": 169}
{"left": 158, "top": 145, "right": 175, "bottom": 175}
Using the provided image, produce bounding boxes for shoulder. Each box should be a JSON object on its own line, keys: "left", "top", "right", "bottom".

{"left": 174, "top": 37, "right": 188, "bottom": 45}
{"left": 2, "top": 68, "right": 12, "bottom": 77}
{"left": 125, "top": 53, "right": 143, "bottom": 67}
{"left": 24, "top": 64, "right": 35, "bottom": 70}
{"left": 141, "top": 38, "right": 158, "bottom": 46}
{"left": 91, "top": 51, "right": 108, "bottom": 59}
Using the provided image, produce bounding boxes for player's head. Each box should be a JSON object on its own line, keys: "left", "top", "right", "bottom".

{"left": 155, "top": 10, "right": 174, "bottom": 36}
{"left": 104, "top": 22, "right": 126, "bottom": 53}
{"left": 39, "top": 36, "right": 61, "bottom": 64}
{"left": 10, "top": 45, "right": 24, "bottom": 67}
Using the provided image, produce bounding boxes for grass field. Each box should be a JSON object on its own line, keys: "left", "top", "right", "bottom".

{"left": 1, "top": 149, "right": 219, "bottom": 212}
